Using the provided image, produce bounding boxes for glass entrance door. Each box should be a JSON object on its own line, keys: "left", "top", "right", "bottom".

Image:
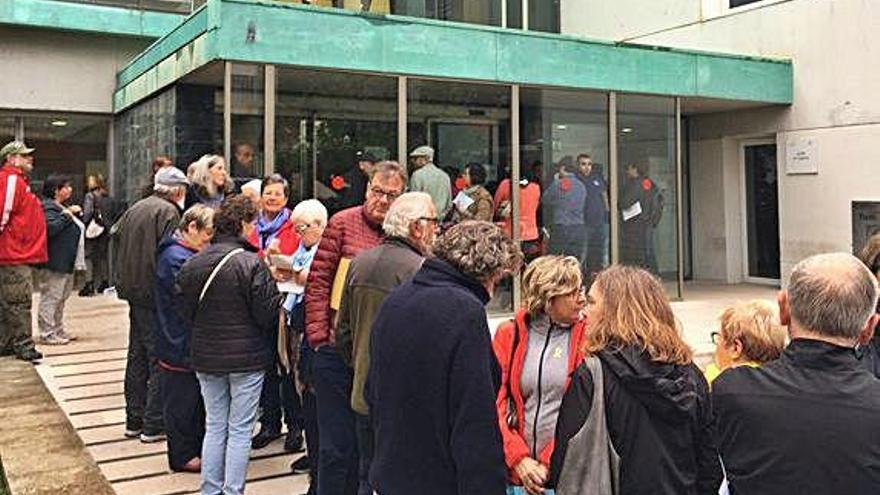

{"left": 743, "top": 143, "right": 780, "bottom": 282}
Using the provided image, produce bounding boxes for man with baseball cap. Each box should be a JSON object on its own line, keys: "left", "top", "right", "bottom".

{"left": 112, "top": 165, "right": 189, "bottom": 442}
{"left": 0, "top": 140, "right": 47, "bottom": 363}
{"left": 408, "top": 145, "right": 451, "bottom": 219}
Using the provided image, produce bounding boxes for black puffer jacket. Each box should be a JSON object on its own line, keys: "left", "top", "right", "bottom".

{"left": 550, "top": 345, "right": 722, "bottom": 495}
{"left": 177, "top": 236, "right": 282, "bottom": 373}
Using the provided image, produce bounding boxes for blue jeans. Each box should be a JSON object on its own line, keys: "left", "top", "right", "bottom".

{"left": 197, "top": 371, "right": 265, "bottom": 495}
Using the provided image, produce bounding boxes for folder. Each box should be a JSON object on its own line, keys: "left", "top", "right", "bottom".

{"left": 330, "top": 257, "right": 351, "bottom": 311}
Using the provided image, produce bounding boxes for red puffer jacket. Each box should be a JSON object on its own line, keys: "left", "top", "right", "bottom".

{"left": 305, "top": 205, "right": 383, "bottom": 349}
{"left": 492, "top": 308, "right": 587, "bottom": 485}
{"left": 0, "top": 165, "right": 47, "bottom": 265}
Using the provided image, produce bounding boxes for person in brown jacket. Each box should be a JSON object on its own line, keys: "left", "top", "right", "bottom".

{"left": 304, "top": 161, "right": 407, "bottom": 495}
{"left": 451, "top": 162, "right": 494, "bottom": 223}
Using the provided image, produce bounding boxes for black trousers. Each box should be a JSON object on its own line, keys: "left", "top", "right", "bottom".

{"left": 355, "top": 413, "right": 374, "bottom": 495}
{"left": 124, "top": 303, "right": 164, "bottom": 433}
{"left": 259, "top": 367, "right": 304, "bottom": 434}
{"left": 159, "top": 368, "right": 205, "bottom": 470}
{"left": 312, "top": 346, "right": 358, "bottom": 495}
{"left": 299, "top": 339, "right": 319, "bottom": 495}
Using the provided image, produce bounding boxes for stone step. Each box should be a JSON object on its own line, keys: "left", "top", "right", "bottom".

{"left": 57, "top": 382, "right": 124, "bottom": 401}
{"left": 70, "top": 408, "right": 126, "bottom": 429}
{"left": 55, "top": 370, "right": 124, "bottom": 388}
{"left": 89, "top": 438, "right": 167, "bottom": 463}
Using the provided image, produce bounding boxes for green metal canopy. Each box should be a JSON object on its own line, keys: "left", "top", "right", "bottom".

{"left": 112, "top": 0, "right": 793, "bottom": 112}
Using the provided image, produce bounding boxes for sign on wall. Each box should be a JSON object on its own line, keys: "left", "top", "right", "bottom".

{"left": 785, "top": 136, "right": 818, "bottom": 175}
{"left": 853, "top": 201, "right": 880, "bottom": 256}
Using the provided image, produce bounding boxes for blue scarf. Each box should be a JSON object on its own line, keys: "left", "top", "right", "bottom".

{"left": 256, "top": 207, "right": 291, "bottom": 250}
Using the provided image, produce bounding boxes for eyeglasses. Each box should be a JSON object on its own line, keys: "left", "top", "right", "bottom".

{"left": 294, "top": 222, "right": 317, "bottom": 234}
{"left": 710, "top": 331, "right": 721, "bottom": 345}
{"left": 369, "top": 187, "right": 402, "bottom": 201}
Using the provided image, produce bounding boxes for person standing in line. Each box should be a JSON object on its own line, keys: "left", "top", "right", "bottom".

{"left": 0, "top": 141, "right": 46, "bottom": 363}
{"left": 80, "top": 174, "right": 111, "bottom": 296}
{"left": 451, "top": 163, "right": 494, "bottom": 223}
{"left": 620, "top": 164, "right": 662, "bottom": 272}
{"left": 542, "top": 157, "right": 587, "bottom": 260}
{"left": 494, "top": 165, "right": 542, "bottom": 263}
{"left": 574, "top": 154, "right": 610, "bottom": 279}
{"left": 408, "top": 145, "right": 451, "bottom": 220}
{"left": 281, "top": 199, "right": 329, "bottom": 494}
{"left": 186, "top": 154, "right": 234, "bottom": 209}
{"left": 141, "top": 155, "right": 173, "bottom": 199}
{"left": 335, "top": 192, "right": 437, "bottom": 495}
{"left": 177, "top": 196, "right": 282, "bottom": 495}
{"left": 328, "top": 150, "right": 377, "bottom": 215}
{"left": 549, "top": 265, "right": 722, "bottom": 495}
{"left": 493, "top": 255, "right": 588, "bottom": 495}
{"left": 113, "top": 166, "right": 189, "bottom": 442}
{"left": 366, "top": 221, "right": 521, "bottom": 495}
{"left": 305, "top": 161, "right": 407, "bottom": 495}
{"left": 248, "top": 174, "right": 305, "bottom": 453}
{"left": 37, "top": 175, "right": 84, "bottom": 346}
{"left": 154, "top": 204, "right": 215, "bottom": 473}
{"left": 713, "top": 253, "right": 880, "bottom": 495}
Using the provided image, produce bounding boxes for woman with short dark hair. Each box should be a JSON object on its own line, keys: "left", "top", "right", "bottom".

{"left": 177, "top": 195, "right": 282, "bottom": 495}
{"left": 37, "top": 174, "right": 83, "bottom": 345}
{"left": 451, "top": 162, "right": 494, "bottom": 223}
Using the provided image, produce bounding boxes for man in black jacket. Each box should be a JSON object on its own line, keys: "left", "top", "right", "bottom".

{"left": 713, "top": 252, "right": 880, "bottom": 495}
{"left": 366, "top": 221, "right": 521, "bottom": 495}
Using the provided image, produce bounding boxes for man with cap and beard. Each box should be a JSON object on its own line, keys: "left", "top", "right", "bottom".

{"left": 0, "top": 140, "right": 47, "bottom": 363}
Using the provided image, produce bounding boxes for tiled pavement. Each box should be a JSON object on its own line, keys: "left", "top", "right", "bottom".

{"left": 33, "top": 295, "right": 309, "bottom": 495}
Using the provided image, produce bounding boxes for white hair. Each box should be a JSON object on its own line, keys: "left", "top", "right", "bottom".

{"left": 292, "top": 199, "right": 328, "bottom": 228}
{"left": 188, "top": 154, "right": 231, "bottom": 198}
{"left": 382, "top": 192, "right": 434, "bottom": 238}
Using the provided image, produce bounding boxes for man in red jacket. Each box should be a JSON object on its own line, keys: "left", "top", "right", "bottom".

{"left": 304, "top": 160, "right": 406, "bottom": 495}
{"left": 0, "top": 141, "right": 47, "bottom": 363}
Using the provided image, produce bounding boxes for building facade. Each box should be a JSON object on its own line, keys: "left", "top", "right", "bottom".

{"left": 2, "top": 0, "right": 810, "bottom": 310}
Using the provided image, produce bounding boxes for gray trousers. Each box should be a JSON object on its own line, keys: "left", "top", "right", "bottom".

{"left": 0, "top": 264, "right": 37, "bottom": 355}
{"left": 37, "top": 269, "right": 74, "bottom": 340}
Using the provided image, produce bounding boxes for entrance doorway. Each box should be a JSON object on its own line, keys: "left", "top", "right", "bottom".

{"left": 741, "top": 141, "right": 780, "bottom": 283}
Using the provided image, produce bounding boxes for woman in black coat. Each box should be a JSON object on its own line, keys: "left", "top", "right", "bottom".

{"left": 549, "top": 265, "right": 722, "bottom": 495}
{"left": 177, "top": 195, "right": 282, "bottom": 495}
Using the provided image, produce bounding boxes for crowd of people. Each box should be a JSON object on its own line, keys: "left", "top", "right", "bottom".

{"left": 2, "top": 137, "right": 880, "bottom": 495}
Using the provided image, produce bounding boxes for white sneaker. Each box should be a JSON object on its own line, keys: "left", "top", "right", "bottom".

{"left": 39, "top": 335, "right": 70, "bottom": 345}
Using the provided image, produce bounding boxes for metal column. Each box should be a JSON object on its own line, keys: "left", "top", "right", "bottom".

{"left": 264, "top": 64, "right": 276, "bottom": 175}
{"left": 608, "top": 92, "right": 619, "bottom": 265}
{"left": 511, "top": 84, "right": 522, "bottom": 310}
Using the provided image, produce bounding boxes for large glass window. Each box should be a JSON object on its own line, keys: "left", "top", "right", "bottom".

{"left": 0, "top": 116, "right": 15, "bottom": 146}
{"left": 408, "top": 79, "right": 512, "bottom": 312}
{"left": 520, "top": 88, "right": 609, "bottom": 281}
{"left": 114, "top": 89, "right": 176, "bottom": 203}
{"left": 177, "top": 63, "right": 225, "bottom": 173}
{"left": 230, "top": 63, "right": 265, "bottom": 181}
{"left": 616, "top": 95, "right": 679, "bottom": 295}
{"left": 23, "top": 113, "right": 109, "bottom": 202}
{"left": 274, "top": 68, "right": 398, "bottom": 211}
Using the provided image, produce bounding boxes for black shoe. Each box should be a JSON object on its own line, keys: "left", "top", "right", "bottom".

{"left": 251, "top": 427, "right": 282, "bottom": 449}
{"left": 16, "top": 347, "right": 42, "bottom": 363}
{"left": 290, "top": 455, "right": 310, "bottom": 474}
{"left": 96, "top": 281, "right": 109, "bottom": 294}
{"left": 78, "top": 282, "right": 95, "bottom": 297}
{"left": 284, "top": 430, "right": 305, "bottom": 453}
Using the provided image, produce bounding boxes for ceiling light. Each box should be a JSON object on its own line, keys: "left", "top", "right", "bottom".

{"left": 556, "top": 125, "right": 567, "bottom": 130}
{"left": 621, "top": 127, "right": 633, "bottom": 133}
{"left": 51, "top": 120, "right": 68, "bottom": 127}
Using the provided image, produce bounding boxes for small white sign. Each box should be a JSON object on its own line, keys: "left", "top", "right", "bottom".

{"left": 786, "top": 137, "right": 818, "bottom": 175}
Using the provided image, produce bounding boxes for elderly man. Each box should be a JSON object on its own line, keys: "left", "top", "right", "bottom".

{"left": 305, "top": 160, "right": 407, "bottom": 495}
{"left": 113, "top": 166, "right": 189, "bottom": 443}
{"left": 713, "top": 252, "right": 880, "bottom": 495}
{"left": 408, "top": 145, "right": 451, "bottom": 220}
{"left": 366, "top": 221, "right": 521, "bottom": 495}
{"left": 0, "top": 141, "right": 47, "bottom": 363}
{"left": 335, "top": 191, "right": 437, "bottom": 495}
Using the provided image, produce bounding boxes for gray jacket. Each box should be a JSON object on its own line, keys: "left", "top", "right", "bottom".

{"left": 112, "top": 195, "right": 180, "bottom": 307}
{"left": 336, "top": 237, "right": 425, "bottom": 414}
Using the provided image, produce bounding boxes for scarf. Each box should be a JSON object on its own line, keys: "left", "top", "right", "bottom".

{"left": 256, "top": 207, "right": 291, "bottom": 250}
{"left": 283, "top": 242, "right": 319, "bottom": 313}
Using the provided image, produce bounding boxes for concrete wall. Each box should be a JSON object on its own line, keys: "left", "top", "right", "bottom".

{"left": 0, "top": 26, "right": 150, "bottom": 114}
{"left": 573, "top": 0, "right": 880, "bottom": 283}
{"left": 561, "top": 0, "right": 700, "bottom": 41}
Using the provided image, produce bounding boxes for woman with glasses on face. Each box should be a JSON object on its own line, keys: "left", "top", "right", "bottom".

{"left": 548, "top": 265, "right": 722, "bottom": 495}
{"left": 493, "top": 255, "right": 588, "bottom": 495}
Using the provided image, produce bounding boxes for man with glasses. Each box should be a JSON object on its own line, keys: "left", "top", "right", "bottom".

{"left": 304, "top": 161, "right": 407, "bottom": 495}
{"left": 334, "top": 192, "right": 437, "bottom": 495}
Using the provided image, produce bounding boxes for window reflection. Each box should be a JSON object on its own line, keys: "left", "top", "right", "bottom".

{"left": 230, "top": 64, "right": 265, "bottom": 184}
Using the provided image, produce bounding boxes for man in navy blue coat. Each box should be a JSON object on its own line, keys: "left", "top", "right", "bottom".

{"left": 366, "top": 221, "right": 522, "bottom": 495}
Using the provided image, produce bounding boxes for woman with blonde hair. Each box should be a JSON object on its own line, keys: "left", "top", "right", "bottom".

{"left": 549, "top": 265, "right": 721, "bottom": 495}
{"left": 493, "top": 255, "right": 587, "bottom": 495}
{"left": 704, "top": 300, "right": 787, "bottom": 384}
{"left": 185, "top": 154, "right": 233, "bottom": 209}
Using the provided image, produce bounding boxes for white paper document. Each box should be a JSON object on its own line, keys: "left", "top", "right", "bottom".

{"left": 452, "top": 191, "right": 475, "bottom": 212}
{"left": 622, "top": 201, "right": 642, "bottom": 222}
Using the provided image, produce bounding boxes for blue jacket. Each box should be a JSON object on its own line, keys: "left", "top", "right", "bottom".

{"left": 41, "top": 199, "right": 80, "bottom": 274}
{"left": 542, "top": 175, "right": 586, "bottom": 226}
{"left": 366, "top": 258, "right": 507, "bottom": 495}
{"left": 154, "top": 232, "right": 199, "bottom": 369}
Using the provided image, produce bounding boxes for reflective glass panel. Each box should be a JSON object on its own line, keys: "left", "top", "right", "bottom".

{"left": 230, "top": 63, "right": 265, "bottom": 183}
{"left": 616, "top": 94, "right": 679, "bottom": 296}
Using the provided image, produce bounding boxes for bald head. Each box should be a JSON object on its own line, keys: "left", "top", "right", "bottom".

{"left": 786, "top": 252, "right": 879, "bottom": 340}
